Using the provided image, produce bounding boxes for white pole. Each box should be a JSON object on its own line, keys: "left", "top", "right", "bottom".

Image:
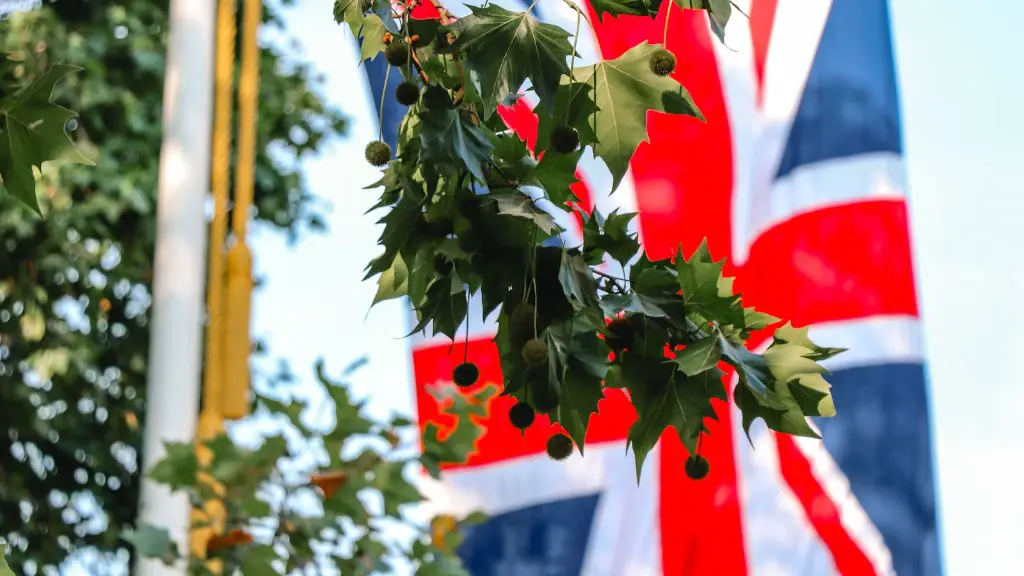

{"left": 135, "top": 0, "right": 215, "bottom": 573}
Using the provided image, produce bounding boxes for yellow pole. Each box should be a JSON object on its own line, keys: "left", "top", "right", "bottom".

{"left": 222, "top": 0, "right": 261, "bottom": 420}
{"left": 190, "top": 0, "right": 235, "bottom": 564}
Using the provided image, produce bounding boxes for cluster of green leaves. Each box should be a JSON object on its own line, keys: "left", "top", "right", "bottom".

{"left": 130, "top": 359, "right": 488, "bottom": 575}
{"left": 0, "top": 1, "right": 345, "bottom": 571}
{"left": 346, "top": 0, "right": 845, "bottom": 479}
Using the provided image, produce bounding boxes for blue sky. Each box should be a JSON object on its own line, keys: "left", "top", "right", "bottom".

{"left": 247, "top": 1, "right": 1024, "bottom": 574}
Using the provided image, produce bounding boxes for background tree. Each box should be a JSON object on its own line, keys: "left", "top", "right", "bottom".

{"left": 0, "top": 1, "right": 345, "bottom": 572}
{"left": 128, "top": 359, "right": 487, "bottom": 576}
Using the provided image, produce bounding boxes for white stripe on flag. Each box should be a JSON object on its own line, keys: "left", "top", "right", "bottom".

{"left": 418, "top": 442, "right": 661, "bottom": 575}
{"left": 734, "top": 415, "right": 840, "bottom": 576}
{"left": 736, "top": 152, "right": 907, "bottom": 262}
{"left": 809, "top": 315, "right": 922, "bottom": 372}
{"left": 732, "top": 0, "right": 834, "bottom": 263}
{"left": 791, "top": 426, "right": 896, "bottom": 575}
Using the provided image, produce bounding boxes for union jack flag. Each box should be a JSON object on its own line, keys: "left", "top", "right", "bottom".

{"left": 362, "top": 0, "right": 942, "bottom": 574}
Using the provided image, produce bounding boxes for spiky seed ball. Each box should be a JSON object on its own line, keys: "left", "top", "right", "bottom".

{"left": 605, "top": 317, "right": 635, "bottom": 352}
{"left": 433, "top": 255, "right": 452, "bottom": 274}
{"left": 550, "top": 125, "right": 579, "bottom": 154}
{"left": 546, "top": 433, "right": 574, "bottom": 461}
{"left": 452, "top": 362, "right": 479, "bottom": 388}
{"left": 416, "top": 213, "right": 453, "bottom": 238}
{"left": 649, "top": 48, "right": 677, "bottom": 77}
{"left": 385, "top": 41, "right": 409, "bottom": 67}
{"left": 395, "top": 81, "right": 420, "bottom": 106}
{"left": 521, "top": 338, "right": 548, "bottom": 366}
{"left": 510, "top": 303, "right": 535, "bottom": 335}
{"left": 456, "top": 188, "right": 480, "bottom": 217}
{"left": 365, "top": 140, "right": 391, "bottom": 167}
{"left": 458, "top": 228, "right": 481, "bottom": 253}
{"left": 509, "top": 401, "right": 536, "bottom": 430}
{"left": 529, "top": 378, "right": 560, "bottom": 413}
{"left": 732, "top": 383, "right": 745, "bottom": 410}
{"left": 685, "top": 454, "right": 710, "bottom": 480}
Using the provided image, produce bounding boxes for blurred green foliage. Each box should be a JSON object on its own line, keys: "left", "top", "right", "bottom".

{"left": 0, "top": 0, "right": 345, "bottom": 572}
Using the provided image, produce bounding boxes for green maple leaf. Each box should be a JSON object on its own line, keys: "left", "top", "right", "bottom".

{"left": 239, "top": 545, "right": 282, "bottom": 576}
{"left": 558, "top": 251, "right": 600, "bottom": 310}
{"left": 491, "top": 132, "right": 537, "bottom": 184}
{"left": 571, "top": 42, "right": 703, "bottom": 190}
{"left": 364, "top": 192, "right": 421, "bottom": 280}
{"left": 676, "top": 239, "right": 745, "bottom": 327}
{"left": 488, "top": 132, "right": 582, "bottom": 206}
{"left": 532, "top": 318, "right": 608, "bottom": 453}
{"left": 591, "top": 0, "right": 661, "bottom": 19}
{"left": 0, "top": 543, "right": 14, "bottom": 576}
{"left": 675, "top": 0, "right": 734, "bottom": 43}
{"left": 444, "top": 4, "right": 573, "bottom": 117}
{"left": 535, "top": 78, "right": 598, "bottom": 152}
{"left": 419, "top": 87, "right": 493, "bottom": 181}
{"left": 359, "top": 15, "right": 388, "bottom": 62}
{"left": 717, "top": 329, "right": 785, "bottom": 409}
{"left": 372, "top": 251, "right": 409, "bottom": 306}
{"left": 763, "top": 341, "right": 835, "bottom": 418}
{"left": 772, "top": 322, "right": 847, "bottom": 362}
{"left": 421, "top": 383, "right": 497, "bottom": 476}
{"left": 621, "top": 354, "right": 723, "bottom": 478}
{"left": 599, "top": 267, "right": 685, "bottom": 323}
{"left": 488, "top": 192, "right": 560, "bottom": 234}
{"left": 532, "top": 149, "right": 582, "bottom": 205}
{"left": 372, "top": 459, "right": 425, "bottom": 516}
{"left": 333, "top": 0, "right": 365, "bottom": 37}
{"left": 670, "top": 336, "right": 720, "bottom": 376}
{"left": 147, "top": 441, "right": 199, "bottom": 491}
{"left": 122, "top": 524, "right": 180, "bottom": 565}
{"left": 744, "top": 307, "right": 781, "bottom": 332}
{"left": 725, "top": 323, "right": 840, "bottom": 441}
{"left": 408, "top": 270, "right": 468, "bottom": 340}
{"left": 581, "top": 209, "right": 641, "bottom": 264}
{"left": 0, "top": 63, "right": 93, "bottom": 215}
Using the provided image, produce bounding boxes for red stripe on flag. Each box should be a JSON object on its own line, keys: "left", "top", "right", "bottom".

{"left": 774, "top": 434, "right": 880, "bottom": 575}
{"left": 736, "top": 200, "right": 919, "bottom": 325}
{"left": 750, "top": 0, "right": 780, "bottom": 103}
{"left": 585, "top": 2, "right": 748, "bottom": 573}
{"left": 589, "top": 4, "right": 737, "bottom": 264}
{"left": 659, "top": 393, "right": 748, "bottom": 576}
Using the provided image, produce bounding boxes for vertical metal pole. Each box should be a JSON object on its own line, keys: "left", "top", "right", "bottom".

{"left": 135, "top": 0, "right": 215, "bottom": 573}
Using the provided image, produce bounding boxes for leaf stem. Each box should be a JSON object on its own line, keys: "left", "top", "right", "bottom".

{"left": 463, "top": 292, "right": 471, "bottom": 362}
{"left": 379, "top": 64, "right": 391, "bottom": 142}
{"left": 569, "top": 11, "right": 581, "bottom": 76}
{"left": 410, "top": 48, "right": 431, "bottom": 85}
{"left": 663, "top": 2, "right": 672, "bottom": 46}
{"left": 593, "top": 269, "right": 628, "bottom": 291}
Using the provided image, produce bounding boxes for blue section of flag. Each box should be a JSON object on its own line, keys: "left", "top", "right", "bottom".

{"left": 776, "top": 0, "right": 903, "bottom": 179}
{"left": 458, "top": 494, "right": 600, "bottom": 576}
{"left": 816, "top": 362, "right": 942, "bottom": 576}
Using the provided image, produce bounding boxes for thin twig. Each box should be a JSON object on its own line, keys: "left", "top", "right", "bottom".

{"left": 410, "top": 48, "right": 431, "bottom": 84}
{"left": 593, "top": 269, "right": 629, "bottom": 288}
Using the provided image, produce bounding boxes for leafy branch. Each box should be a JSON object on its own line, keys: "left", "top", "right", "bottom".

{"left": 344, "top": 0, "right": 845, "bottom": 481}
{"left": 128, "top": 359, "right": 486, "bottom": 575}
